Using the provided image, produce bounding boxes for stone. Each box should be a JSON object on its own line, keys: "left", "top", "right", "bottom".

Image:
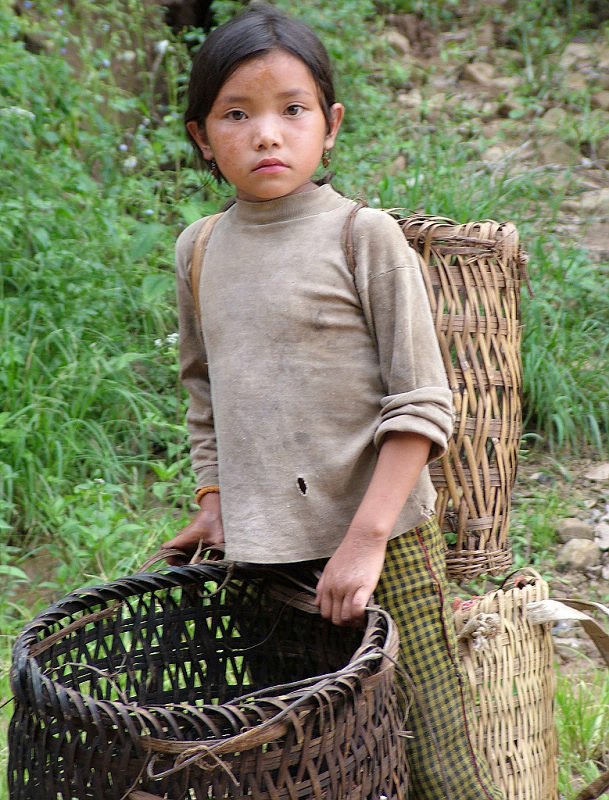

{"left": 538, "top": 138, "right": 580, "bottom": 167}
{"left": 556, "top": 518, "right": 594, "bottom": 543}
{"left": 564, "top": 539, "right": 597, "bottom": 568}
{"left": 482, "top": 143, "right": 511, "bottom": 162}
{"left": 462, "top": 62, "right": 495, "bottom": 86}
{"left": 386, "top": 30, "right": 411, "bottom": 56}
{"left": 481, "top": 119, "right": 506, "bottom": 139}
{"left": 597, "top": 137, "right": 609, "bottom": 160}
{"left": 541, "top": 106, "right": 568, "bottom": 128}
{"left": 566, "top": 73, "right": 590, "bottom": 91}
{"left": 562, "top": 188, "right": 609, "bottom": 215}
{"left": 562, "top": 42, "right": 597, "bottom": 63}
{"left": 592, "top": 91, "right": 609, "bottom": 111}
{"left": 603, "top": 565, "right": 609, "bottom": 581}
{"left": 557, "top": 539, "right": 602, "bottom": 570}
{"left": 584, "top": 462, "right": 609, "bottom": 481}
{"left": 491, "top": 76, "right": 519, "bottom": 92}
{"left": 397, "top": 88, "right": 422, "bottom": 108}
{"left": 388, "top": 155, "right": 407, "bottom": 175}
{"left": 594, "top": 521, "right": 609, "bottom": 550}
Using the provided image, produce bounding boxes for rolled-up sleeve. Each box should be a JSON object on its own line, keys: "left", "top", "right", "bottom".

{"left": 353, "top": 210, "right": 453, "bottom": 461}
{"left": 175, "top": 221, "right": 220, "bottom": 489}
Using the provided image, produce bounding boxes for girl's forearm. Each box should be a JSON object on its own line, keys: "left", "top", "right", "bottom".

{"left": 348, "top": 431, "right": 431, "bottom": 542}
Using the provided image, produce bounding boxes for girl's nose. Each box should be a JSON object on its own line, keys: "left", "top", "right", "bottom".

{"left": 253, "top": 115, "right": 282, "bottom": 149}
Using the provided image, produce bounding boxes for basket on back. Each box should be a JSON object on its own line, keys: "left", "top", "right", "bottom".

{"left": 9, "top": 563, "right": 409, "bottom": 800}
{"left": 397, "top": 215, "right": 527, "bottom": 580}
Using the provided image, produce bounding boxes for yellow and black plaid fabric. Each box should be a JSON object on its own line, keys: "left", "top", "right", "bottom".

{"left": 375, "top": 518, "right": 504, "bottom": 800}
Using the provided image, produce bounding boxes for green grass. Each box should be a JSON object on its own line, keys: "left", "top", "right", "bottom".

{"left": 1, "top": 0, "right": 609, "bottom": 795}
{"left": 556, "top": 667, "right": 609, "bottom": 798}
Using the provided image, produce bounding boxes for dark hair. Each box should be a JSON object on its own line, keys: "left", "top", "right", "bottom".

{"left": 185, "top": 5, "right": 337, "bottom": 177}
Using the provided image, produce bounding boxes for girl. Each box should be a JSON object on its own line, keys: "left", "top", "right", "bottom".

{"left": 163, "top": 6, "right": 504, "bottom": 799}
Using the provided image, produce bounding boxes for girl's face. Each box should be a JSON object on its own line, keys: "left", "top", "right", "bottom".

{"left": 187, "top": 50, "right": 343, "bottom": 203}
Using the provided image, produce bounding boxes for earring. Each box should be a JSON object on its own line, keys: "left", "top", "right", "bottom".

{"left": 209, "top": 159, "right": 220, "bottom": 180}
{"left": 322, "top": 149, "right": 331, "bottom": 169}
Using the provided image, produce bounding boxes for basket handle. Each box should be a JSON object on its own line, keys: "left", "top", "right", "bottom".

{"left": 138, "top": 544, "right": 225, "bottom": 572}
{"left": 527, "top": 597, "right": 609, "bottom": 668}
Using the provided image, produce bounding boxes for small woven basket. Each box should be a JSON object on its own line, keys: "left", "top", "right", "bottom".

{"left": 9, "top": 563, "right": 409, "bottom": 800}
{"left": 398, "top": 215, "right": 528, "bottom": 580}
{"left": 454, "top": 570, "right": 558, "bottom": 800}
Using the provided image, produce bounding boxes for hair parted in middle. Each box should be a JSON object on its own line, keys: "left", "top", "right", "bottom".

{"left": 184, "top": 4, "right": 338, "bottom": 178}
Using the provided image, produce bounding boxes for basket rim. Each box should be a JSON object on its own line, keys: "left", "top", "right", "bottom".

{"left": 10, "top": 563, "right": 399, "bottom": 738}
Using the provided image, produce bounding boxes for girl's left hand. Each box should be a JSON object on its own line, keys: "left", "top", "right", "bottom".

{"left": 315, "top": 529, "right": 386, "bottom": 627}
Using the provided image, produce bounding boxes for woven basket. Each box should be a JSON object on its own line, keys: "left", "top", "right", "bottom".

{"left": 397, "top": 215, "right": 528, "bottom": 580}
{"left": 453, "top": 570, "right": 558, "bottom": 800}
{"left": 8, "top": 563, "right": 409, "bottom": 800}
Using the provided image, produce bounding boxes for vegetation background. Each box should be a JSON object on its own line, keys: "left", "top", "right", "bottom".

{"left": 1, "top": 0, "right": 609, "bottom": 796}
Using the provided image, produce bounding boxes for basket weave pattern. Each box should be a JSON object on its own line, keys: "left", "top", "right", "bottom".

{"left": 454, "top": 571, "right": 558, "bottom": 800}
{"left": 399, "top": 215, "right": 527, "bottom": 579}
{"left": 9, "top": 564, "right": 409, "bottom": 800}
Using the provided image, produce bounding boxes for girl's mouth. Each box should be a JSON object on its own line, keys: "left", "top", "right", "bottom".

{"left": 253, "top": 158, "right": 287, "bottom": 173}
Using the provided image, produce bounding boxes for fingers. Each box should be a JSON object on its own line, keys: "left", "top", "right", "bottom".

{"left": 316, "top": 579, "right": 369, "bottom": 628}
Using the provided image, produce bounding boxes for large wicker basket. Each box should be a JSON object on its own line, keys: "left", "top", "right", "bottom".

{"left": 454, "top": 570, "right": 558, "bottom": 800}
{"left": 398, "top": 215, "right": 528, "bottom": 580}
{"left": 8, "top": 563, "right": 409, "bottom": 800}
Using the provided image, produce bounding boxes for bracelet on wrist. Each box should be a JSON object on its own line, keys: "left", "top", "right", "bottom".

{"left": 195, "top": 485, "right": 220, "bottom": 504}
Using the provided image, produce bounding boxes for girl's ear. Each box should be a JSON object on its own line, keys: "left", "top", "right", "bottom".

{"left": 186, "top": 120, "right": 214, "bottom": 161}
{"left": 324, "top": 103, "right": 344, "bottom": 150}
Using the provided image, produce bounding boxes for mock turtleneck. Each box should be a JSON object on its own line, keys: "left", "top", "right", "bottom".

{"left": 230, "top": 183, "right": 343, "bottom": 225}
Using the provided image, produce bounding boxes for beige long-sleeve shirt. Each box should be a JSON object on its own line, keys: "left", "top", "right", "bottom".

{"left": 176, "top": 184, "right": 453, "bottom": 563}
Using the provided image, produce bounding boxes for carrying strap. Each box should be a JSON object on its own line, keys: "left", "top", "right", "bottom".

{"left": 341, "top": 200, "right": 367, "bottom": 276}
{"left": 190, "top": 212, "right": 223, "bottom": 321}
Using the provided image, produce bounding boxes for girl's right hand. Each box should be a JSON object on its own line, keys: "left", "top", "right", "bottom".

{"left": 161, "top": 492, "right": 225, "bottom": 564}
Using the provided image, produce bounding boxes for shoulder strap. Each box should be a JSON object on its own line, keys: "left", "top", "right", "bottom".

{"left": 191, "top": 212, "right": 223, "bottom": 321}
{"left": 341, "top": 201, "right": 367, "bottom": 276}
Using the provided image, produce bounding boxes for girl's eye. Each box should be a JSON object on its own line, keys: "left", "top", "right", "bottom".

{"left": 226, "top": 110, "right": 246, "bottom": 121}
{"left": 285, "top": 104, "right": 303, "bottom": 117}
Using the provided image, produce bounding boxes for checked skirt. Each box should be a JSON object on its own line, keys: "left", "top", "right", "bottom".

{"left": 375, "top": 518, "right": 504, "bottom": 800}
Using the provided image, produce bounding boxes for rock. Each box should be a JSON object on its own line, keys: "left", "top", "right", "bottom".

{"left": 397, "top": 88, "right": 422, "bottom": 108}
{"left": 388, "top": 155, "right": 407, "bottom": 175}
{"left": 538, "top": 138, "right": 580, "bottom": 167}
{"left": 482, "top": 143, "right": 512, "bottom": 162}
{"left": 594, "top": 521, "right": 609, "bottom": 550}
{"left": 556, "top": 518, "right": 594, "bottom": 543}
{"left": 491, "top": 76, "right": 519, "bottom": 92}
{"left": 597, "top": 138, "right": 609, "bottom": 160}
{"left": 386, "top": 30, "right": 411, "bottom": 56}
{"left": 541, "top": 107, "right": 568, "bottom": 128}
{"left": 566, "top": 73, "right": 590, "bottom": 91}
{"left": 462, "top": 62, "right": 495, "bottom": 86}
{"left": 562, "top": 42, "right": 597, "bottom": 64}
{"left": 585, "top": 462, "right": 609, "bottom": 481}
{"left": 481, "top": 119, "right": 505, "bottom": 138}
{"left": 562, "top": 189, "right": 609, "bottom": 215}
{"left": 557, "top": 539, "right": 602, "bottom": 570}
{"left": 592, "top": 90, "right": 609, "bottom": 111}
{"left": 603, "top": 565, "right": 609, "bottom": 581}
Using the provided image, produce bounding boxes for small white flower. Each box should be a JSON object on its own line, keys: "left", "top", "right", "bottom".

{"left": 0, "top": 106, "right": 35, "bottom": 119}
{"left": 119, "top": 143, "right": 128, "bottom": 151}
{"left": 166, "top": 332, "right": 179, "bottom": 345}
{"left": 123, "top": 156, "right": 137, "bottom": 170}
{"left": 144, "top": 208, "right": 154, "bottom": 215}
{"left": 119, "top": 50, "right": 137, "bottom": 63}
{"left": 94, "top": 478, "right": 105, "bottom": 484}
{"left": 154, "top": 338, "right": 163, "bottom": 347}
{"left": 155, "top": 40, "right": 169, "bottom": 56}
